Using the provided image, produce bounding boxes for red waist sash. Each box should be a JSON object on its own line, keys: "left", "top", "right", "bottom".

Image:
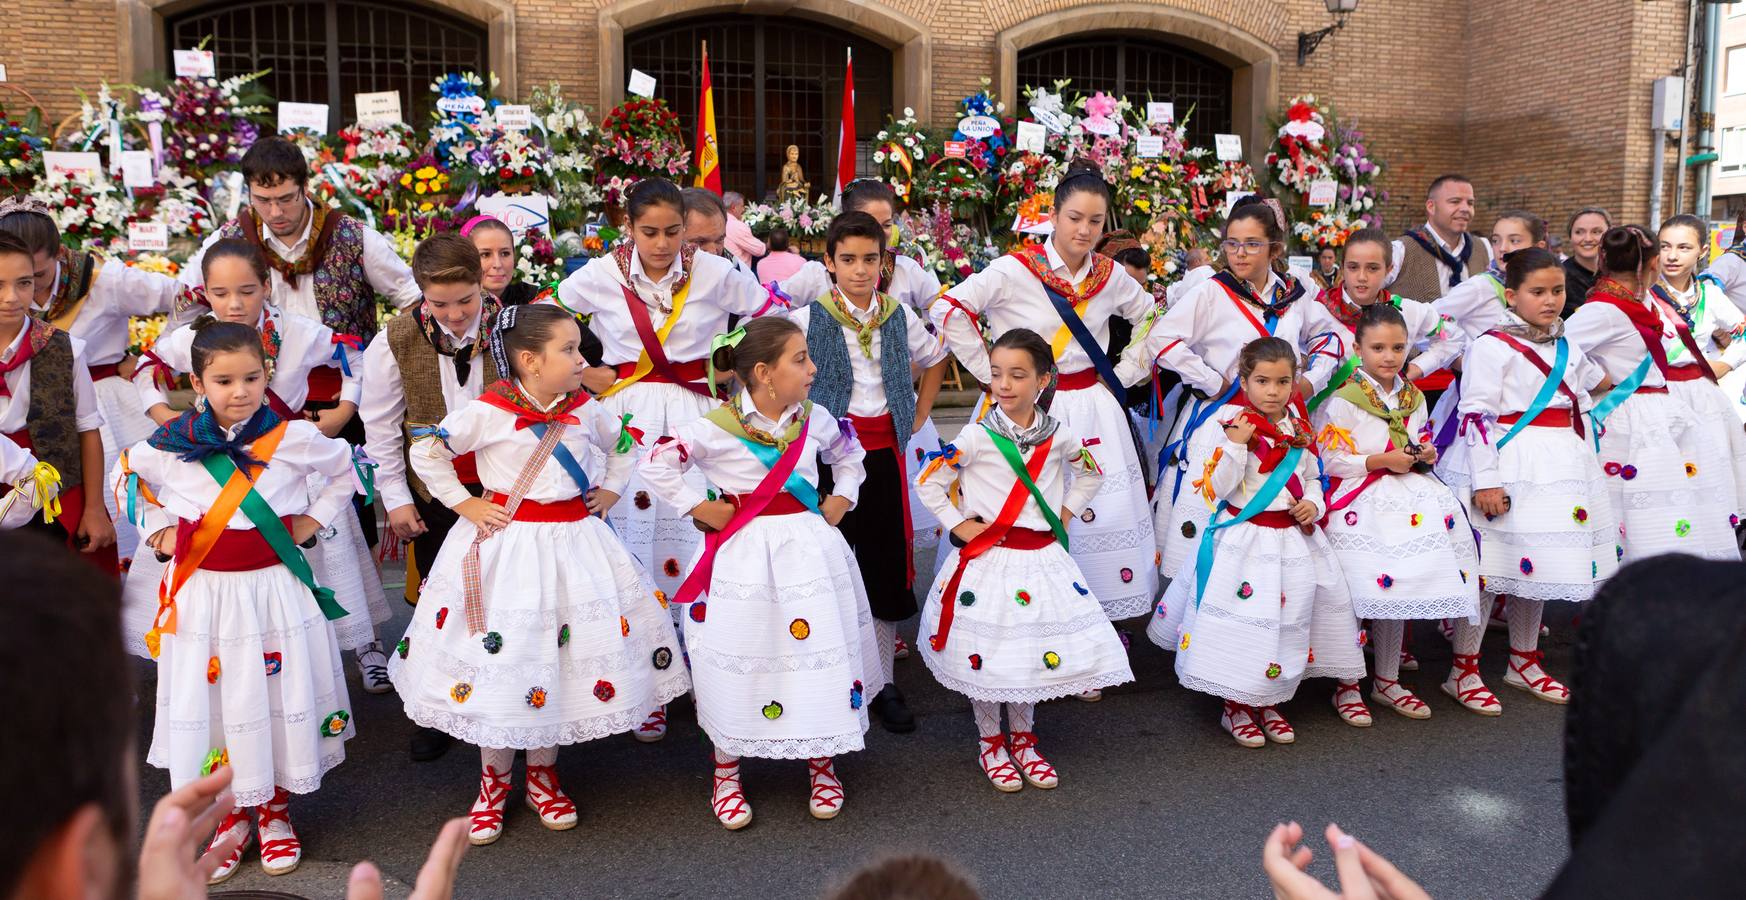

{"left": 720, "top": 492, "right": 811, "bottom": 516}
{"left": 484, "top": 491, "right": 590, "bottom": 522}
{"left": 1055, "top": 368, "right": 1098, "bottom": 391}
{"left": 174, "top": 516, "right": 290, "bottom": 571}
{"left": 88, "top": 362, "right": 122, "bottom": 381}
{"left": 847, "top": 412, "right": 915, "bottom": 587}
{"left": 1225, "top": 506, "right": 1298, "bottom": 529}
{"left": 1499, "top": 408, "right": 1575, "bottom": 428}
{"left": 1666, "top": 364, "right": 1708, "bottom": 383}
{"left": 305, "top": 367, "right": 343, "bottom": 404}
{"left": 612, "top": 358, "right": 709, "bottom": 385}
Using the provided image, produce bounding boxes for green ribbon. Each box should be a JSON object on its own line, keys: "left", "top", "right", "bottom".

{"left": 985, "top": 429, "right": 1069, "bottom": 549}
{"left": 1307, "top": 355, "right": 1360, "bottom": 413}
{"left": 198, "top": 455, "right": 347, "bottom": 622}
{"left": 706, "top": 327, "right": 748, "bottom": 397}
{"left": 615, "top": 413, "right": 639, "bottom": 454}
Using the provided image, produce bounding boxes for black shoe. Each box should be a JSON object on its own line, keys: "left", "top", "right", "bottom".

{"left": 869, "top": 684, "right": 916, "bottom": 734}
{"left": 410, "top": 726, "right": 453, "bottom": 762}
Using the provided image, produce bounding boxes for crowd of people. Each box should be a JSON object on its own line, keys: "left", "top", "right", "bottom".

{"left": 1, "top": 132, "right": 1742, "bottom": 893}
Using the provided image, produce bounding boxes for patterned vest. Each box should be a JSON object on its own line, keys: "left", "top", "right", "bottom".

{"left": 219, "top": 213, "right": 379, "bottom": 340}
{"left": 384, "top": 313, "right": 497, "bottom": 502}
{"left": 804, "top": 298, "right": 915, "bottom": 435}
{"left": 1393, "top": 228, "right": 1488, "bottom": 301}
{"left": 22, "top": 327, "right": 81, "bottom": 481}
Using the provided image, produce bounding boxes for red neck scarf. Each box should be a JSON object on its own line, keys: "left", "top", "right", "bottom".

{"left": 0, "top": 319, "right": 50, "bottom": 399}
{"left": 1586, "top": 275, "right": 1675, "bottom": 377}
{"left": 1230, "top": 395, "right": 1315, "bottom": 474}
{"left": 478, "top": 379, "right": 592, "bottom": 430}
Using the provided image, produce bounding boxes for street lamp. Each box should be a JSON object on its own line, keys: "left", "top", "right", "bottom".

{"left": 1297, "top": 0, "right": 1359, "bottom": 66}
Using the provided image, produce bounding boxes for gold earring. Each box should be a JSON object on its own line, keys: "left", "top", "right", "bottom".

{"left": 766, "top": 381, "right": 776, "bottom": 399}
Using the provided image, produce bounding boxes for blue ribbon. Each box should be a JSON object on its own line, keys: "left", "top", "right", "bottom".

{"left": 1585, "top": 353, "right": 1653, "bottom": 451}
{"left": 1040, "top": 283, "right": 1124, "bottom": 394}
{"left": 330, "top": 343, "right": 352, "bottom": 377}
{"left": 125, "top": 470, "right": 144, "bottom": 527}
{"left": 1193, "top": 445, "right": 1305, "bottom": 606}
{"left": 737, "top": 437, "right": 822, "bottom": 514}
{"left": 351, "top": 447, "right": 378, "bottom": 506}
{"left": 1164, "top": 382, "right": 1241, "bottom": 503}
{"left": 1496, "top": 337, "right": 1570, "bottom": 452}
{"left": 409, "top": 425, "right": 454, "bottom": 453}
{"left": 527, "top": 422, "right": 592, "bottom": 496}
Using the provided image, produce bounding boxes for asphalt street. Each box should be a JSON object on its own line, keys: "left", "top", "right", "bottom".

{"left": 131, "top": 408, "right": 1574, "bottom": 898}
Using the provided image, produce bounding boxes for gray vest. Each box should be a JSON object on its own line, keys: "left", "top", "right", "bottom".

{"left": 805, "top": 299, "right": 915, "bottom": 434}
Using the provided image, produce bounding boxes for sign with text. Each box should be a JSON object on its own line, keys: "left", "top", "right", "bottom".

{"left": 627, "top": 69, "right": 657, "bottom": 98}
{"left": 1014, "top": 121, "right": 1046, "bottom": 154}
{"left": 128, "top": 221, "right": 169, "bottom": 252}
{"left": 495, "top": 104, "right": 533, "bottom": 131}
{"left": 943, "top": 141, "right": 968, "bottom": 159}
{"left": 354, "top": 91, "right": 402, "bottom": 126}
{"left": 1307, "top": 179, "right": 1339, "bottom": 208}
{"left": 277, "top": 102, "right": 329, "bottom": 135}
{"left": 118, "top": 150, "right": 155, "bottom": 188}
{"left": 475, "top": 192, "right": 552, "bottom": 239}
{"left": 42, "top": 151, "right": 102, "bottom": 179}
{"left": 1136, "top": 136, "right": 1164, "bottom": 158}
{"left": 1214, "top": 133, "right": 1243, "bottom": 162}
{"left": 1147, "top": 102, "right": 1175, "bottom": 124}
{"left": 956, "top": 115, "right": 999, "bottom": 139}
{"left": 172, "top": 49, "right": 215, "bottom": 78}
{"left": 436, "top": 95, "right": 486, "bottom": 117}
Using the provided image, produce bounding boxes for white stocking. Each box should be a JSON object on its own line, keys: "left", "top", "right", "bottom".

{"left": 1453, "top": 617, "right": 1484, "bottom": 657}
{"left": 480, "top": 746, "right": 514, "bottom": 775}
{"left": 713, "top": 747, "right": 740, "bottom": 768}
{"left": 874, "top": 620, "right": 896, "bottom": 685}
{"left": 1507, "top": 596, "right": 1545, "bottom": 652}
{"left": 526, "top": 746, "right": 557, "bottom": 768}
{"left": 1006, "top": 702, "right": 1036, "bottom": 735}
{"left": 1372, "top": 619, "right": 1405, "bottom": 681}
{"left": 971, "top": 700, "right": 1003, "bottom": 739}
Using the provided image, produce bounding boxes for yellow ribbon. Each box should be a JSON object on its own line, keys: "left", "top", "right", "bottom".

{"left": 1317, "top": 424, "right": 1357, "bottom": 455}
{"left": 1049, "top": 290, "right": 1094, "bottom": 362}
{"left": 600, "top": 277, "right": 694, "bottom": 399}
{"left": 28, "top": 462, "right": 61, "bottom": 524}
{"left": 1190, "top": 448, "right": 1222, "bottom": 509}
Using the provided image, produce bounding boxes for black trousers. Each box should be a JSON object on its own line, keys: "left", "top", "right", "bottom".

{"left": 821, "top": 446, "right": 916, "bottom": 622}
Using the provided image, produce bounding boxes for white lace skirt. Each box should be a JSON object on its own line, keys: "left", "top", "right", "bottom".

{"left": 1323, "top": 472, "right": 1483, "bottom": 622}
{"left": 1439, "top": 424, "right": 1620, "bottom": 602}
{"left": 1156, "top": 398, "right": 1223, "bottom": 580}
{"left": 907, "top": 416, "right": 945, "bottom": 594}
{"left": 1596, "top": 391, "right": 1737, "bottom": 563}
{"left": 95, "top": 374, "right": 154, "bottom": 563}
{"left": 1666, "top": 377, "right": 1746, "bottom": 521}
{"left": 1148, "top": 520, "right": 1365, "bottom": 707}
{"left": 681, "top": 511, "right": 884, "bottom": 760}
{"left": 599, "top": 381, "right": 713, "bottom": 621}
{"left": 388, "top": 515, "right": 690, "bottom": 749}
{"left": 145, "top": 565, "right": 352, "bottom": 808}
{"left": 918, "top": 542, "right": 1134, "bottom": 703}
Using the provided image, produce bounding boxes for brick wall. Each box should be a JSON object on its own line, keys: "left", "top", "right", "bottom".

{"left": 0, "top": 0, "right": 1693, "bottom": 232}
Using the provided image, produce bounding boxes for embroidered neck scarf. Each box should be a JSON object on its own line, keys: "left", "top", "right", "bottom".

{"left": 1651, "top": 280, "right": 1700, "bottom": 333}
{"left": 1334, "top": 373, "right": 1423, "bottom": 450}
{"left": 611, "top": 241, "right": 697, "bottom": 315}
{"left": 1494, "top": 309, "right": 1565, "bottom": 344}
{"left": 243, "top": 199, "right": 338, "bottom": 288}
{"left": 419, "top": 293, "right": 501, "bottom": 386}
{"left": 983, "top": 403, "right": 1059, "bottom": 453}
{"left": 708, "top": 393, "right": 811, "bottom": 451}
{"left": 0, "top": 319, "right": 52, "bottom": 399}
{"left": 1214, "top": 270, "right": 1300, "bottom": 320}
{"left": 147, "top": 403, "right": 286, "bottom": 479}
{"left": 477, "top": 379, "right": 590, "bottom": 431}
{"left": 821, "top": 289, "right": 900, "bottom": 359}
{"left": 1407, "top": 225, "right": 1473, "bottom": 288}
{"left": 1232, "top": 396, "right": 1315, "bottom": 474}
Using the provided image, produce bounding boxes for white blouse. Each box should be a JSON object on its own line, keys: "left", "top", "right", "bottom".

{"left": 788, "top": 296, "right": 947, "bottom": 419}
{"left": 1318, "top": 370, "right": 1432, "bottom": 482}
{"left": 409, "top": 388, "right": 632, "bottom": 510}
{"left": 138, "top": 307, "right": 362, "bottom": 413}
{"left": 1198, "top": 411, "right": 1325, "bottom": 517}
{"left": 114, "top": 418, "right": 356, "bottom": 540}
{"left": 1701, "top": 252, "right": 1746, "bottom": 317}
{"left": 0, "top": 433, "right": 45, "bottom": 530}
{"left": 0, "top": 320, "right": 102, "bottom": 434}
{"left": 551, "top": 249, "right": 771, "bottom": 367}
{"left": 1122, "top": 270, "right": 1346, "bottom": 397}
{"left": 1652, "top": 277, "right": 1746, "bottom": 370}
{"left": 639, "top": 392, "right": 865, "bottom": 516}
{"left": 36, "top": 259, "right": 180, "bottom": 366}
{"left": 932, "top": 240, "right": 1156, "bottom": 385}
{"left": 1455, "top": 325, "right": 1605, "bottom": 491}
{"left": 915, "top": 418, "right": 1103, "bottom": 535}
{"left": 777, "top": 253, "right": 944, "bottom": 313}
{"left": 1327, "top": 290, "right": 1466, "bottom": 379}
{"left": 1432, "top": 272, "right": 1510, "bottom": 342}
{"left": 360, "top": 315, "right": 488, "bottom": 512}
{"left": 1565, "top": 297, "right": 1671, "bottom": 388}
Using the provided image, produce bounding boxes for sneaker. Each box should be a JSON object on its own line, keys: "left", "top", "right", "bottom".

{"left": 711, "top": 758, "right": 753, "bottom": 830}
{"left": 355, "top": 641, "right": 392, "bottom": 695}
{"left": 1007, "top": 731, "right": 1059, "bottom": 789}
{"left": 977, "top": 735, "right": 1024, "bottom": 792}
{"left": 1332, "top": 682, "right": 1373, "bottom": 727}
{"left": 524, "top": 764, "right": 579, "bottom": 830}
{"left": 1503, "top": 648, "right": 1568, "bottom": 704}
{"left": 1075, "top": 689, "right": 1103, "bottom": 702}
{"left": 807, "top": 757, "right": 845, "bottom": 820}
{"left": 1370, "top": 676, "right": 1431, "bottom": 720}
{"left": 1257, "top": 706, "right": 1297, "bottom": 743}
{"left": 469, "top": 765, "right": 512, "bottom": 845}
{"left": 1221, "top": 701, "right": 1265, "bottom": 749}
{"left": 1441, "top": 652, "right": 1502, "bottom": 716}
{"left": 256, "top": 788, "right": 301, "bottom": 876}
{"left": 205, "top": 808, "right": 253, "bottom": 886}
{"left": 635, "top": 706, "right": 669, "bottom": 743}
{"left": 868, "top": 684, "right": 916, "bottom": 733}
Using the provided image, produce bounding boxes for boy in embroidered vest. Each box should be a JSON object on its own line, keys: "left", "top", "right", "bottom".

{"left": 362, "top": 233, "right": 501, "bottom": 763}
{"left": 790, "top": 211, "right": 948, "bottom": 734}
{"left": 0, "top": 231, "right": 115, "bottom": 571}
{"left": 1387, "top": 174, "right": 1492, "bottom": 302}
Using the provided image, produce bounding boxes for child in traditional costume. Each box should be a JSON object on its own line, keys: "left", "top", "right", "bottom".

{"left": 1149, "top": 337, "right": 1367, "bottom": 747}
{"left": 1566, "top": 226, "right": 1739, "bottom": 563}
{"left": 0, "top": 196, "right": 179, "bottom": 563}
{"left": 931, "top": 163, "right": 1160, "bottom": 675}
{"left": 1438, "top": 248, "right": 1619, "bottom": 704}
{"left": 789, "top": 211, "right": 948, "bottom": 734}
{"left": 550, "top": 178, "right": 774, "bottom": 741}
{"left": 0, "top": 431, "right": 57, "bottom": 530}
{"left": 1316, "top": 304, "right": 1488, "bottom": 717}
{"left": 116, "top": 320, "right": 358, "bottom": 883}
{"left": 122, "top": 240, "right": 392, "bottom": 691}
{"left": 640, "top": 316, "right": 881, "bottom": 829}
{"left": 1650, "top": 215, "right": 1746, "bottom": 519}
{"left": 0, "top": 230, "right": 115, "bottom": 570}
{"left": 388, "top": 304, "right": 688, "bottom": 845}
{"left": 778, "top": 179, "right": 950, "bottom": 643}
{"left": 1125, "top": 197, "right": 1347, "bottom": 587}
{"left": 916, "top": 328, "right": 1132, "bottom": 790}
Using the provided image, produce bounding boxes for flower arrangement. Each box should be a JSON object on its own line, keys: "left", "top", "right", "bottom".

{"left": 873, "top": 108, "right": 929, "bottom": 207}
{"left": 529, "top": 82, "right": 601, "bottom": 229}
{"left": 130, "top": 71, "right": 272, "bottom": 184}
{"left": 514, "top": 226, "right": 562, "bottom": 288}
{"left": 908, "top": 201, "right": 994, "bottom": 286}
{"left": 742, "top": 193, "right": 835, "bottom": 239}
{"left": 1266, "top": 95, "right": 1333, "bottom": 198}
{"left": 462, "top": 110, "right": 555, "bottom": 195}
{"left": 396, "top": 153, "right": 452, "bottom": 207}
{"left": 0, "top": 104, "right": 45, "bottom": 192}
{"left": 29, "top": 170, "right": 133, "bottom": 251}
{"left": 594, "top": 97, "right": 689, "bottom": 205}
{"left": 996, "top": 151, "right": 1062, "bottom": 223}
{"left": 951, "top": 81, "right": 1009, "bottom": 171}
{"left": 131, "top": 175, "right": 216, "bottom": 254}
{"left": 1264, "top": 95, "right": 1388, "bottom": 249}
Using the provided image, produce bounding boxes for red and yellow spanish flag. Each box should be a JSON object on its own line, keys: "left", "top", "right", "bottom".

{"left": 694, "top": 42, "right": 722, "bottom": 194}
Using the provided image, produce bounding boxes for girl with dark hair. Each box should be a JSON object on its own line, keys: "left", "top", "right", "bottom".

{"left": 914, "top": 327, "right": 1131, "bottom": 791}
{"left": 1651, "top": 216, "right": 1746, "bottom": 508}
{"left": 1149, "top": 336, "right": 1366, "bottom": 746}
{"left": 121, "top": 239, "right": 393, "bottom": 692}
{"left": 639, "top": 315, "right": 880, "bottom": 829}
{"left": 0, "top": 194, "right": 179, "bottom": 563}
{"left": 931, "top": 161, "right": 1161, "bottom": 642}
{"left": 1437, "top": 247, "right": 1617, "bottom": 706}
{"left": 1126, "top": 195, "right": 1348, "bottom": 585}
{"left": 115, "top": 318, "right": 360, "bottom": 884}
{"left": 550, "top": 177, "right": 775, "bottom": 741}
{"left": 387, "top": 303, "right": 688, "bottom": 847}
{"left": 462, "top": 214, "right": 604, "bottom": 364}
{"left": 1316, "top": 304, "right": 1486, "bottom": 718}
{"left": 1567, "top": 226, "right": 1739, "bottom": 563}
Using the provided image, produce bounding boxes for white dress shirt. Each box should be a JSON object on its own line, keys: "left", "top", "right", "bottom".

{"left": 179, "top": 200, "right": 421, "bottom": 327}
{"left": 410, "top": 387, "right": 631, "bottom": 510}
{"left": 1655, "top": 277, "right": 1746, "bottom": 370}
{"left": 0, "top": 433, "right": 46, "bottom": 530}
{"left": 0, "top": 320, "right": 102, "bottom": 434}
{"left": 788, "top": 293, "right": 946, "bottom": 418}
{"left": 37, "top": 259, "right": 180, "bottom": 366}
{"left": 1327, "top": 289, "right": 1466, "bottom": 378}
{"left": 1199, "top": 412, "right": 1325, "bottom": 517}
{"left": 114, "top": 419, "right": 356, "bottom": 540}
{"left": 360, "top": 314, "right": 486, "bottom": 512}
{"left": 1319, "top": 370, "right": 1432, "bottom": 482}
{"left": 138, "top": 307, "right": 361, "bottom": 413}
{"left": 639, "top": 392, "right": 865, "bottom": 516}
{"left": 1565, "top": 298, "right": 1672, "bottom": 388}
{"left": 778, "top": 253, "right": 945, "bottom": 313}
{"left": 1702, "top": 252, "right": 1746, "bottom": 317}
{"left": 552, "top": 250, "right": 771, "bottom": 367}
{"left": 1456, "top": 322, "right": 1605, "bottom": 490}
{"left": 1387, "top": 222, "right": 1496, "bottom": 292}
{"left": 915, "top": 417, "right": 1102, "bottom": 535}
{"left": 1432, "top": 272, "right": 1510, "bottom": 341}
{"left": 933, "top": 240, "right": 1156, "bottom": 385}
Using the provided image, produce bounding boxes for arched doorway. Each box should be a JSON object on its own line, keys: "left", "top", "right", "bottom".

{"left": 1018, "top": 34, "right": 1233, "bottom": 149}
{"left": 626, "top": 15, "right": 893, "bottom": 200}
{"left": 164, "top": 0, "right": 488, "bottom": 131}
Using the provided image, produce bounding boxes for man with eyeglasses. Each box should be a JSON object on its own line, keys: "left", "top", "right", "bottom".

{"left": 1386, "top": 174, "right": 1494, "bottom": 301}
